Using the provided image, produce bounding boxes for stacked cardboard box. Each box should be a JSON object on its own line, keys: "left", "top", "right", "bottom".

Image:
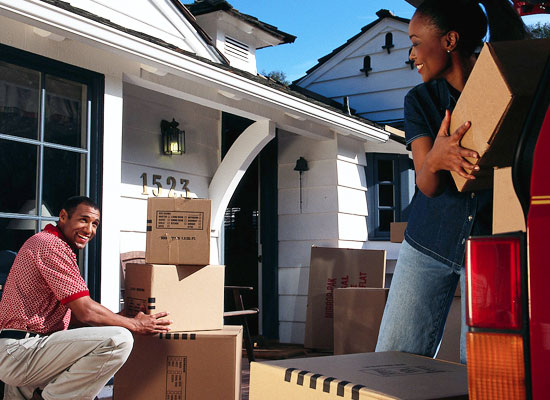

{"left": 304, "top": 247, "right": 386, "bottom": 351}
{"left": 115, "top": 197, "right": 242, "bottom": 400}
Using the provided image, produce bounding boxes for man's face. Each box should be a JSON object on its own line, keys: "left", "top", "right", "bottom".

{"left": 58, "top": 203, "right": 100, "bottom": 250}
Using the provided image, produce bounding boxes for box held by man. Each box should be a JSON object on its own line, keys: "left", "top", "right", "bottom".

{"left": 124, "top": 263, "right": 224, "bottom": 332}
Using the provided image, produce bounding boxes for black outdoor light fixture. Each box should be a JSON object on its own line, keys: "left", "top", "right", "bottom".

{"left": 294, "top": 156, "right": 309, "bottom": 213}
{"left": 161, "top": 118, "right": 185, "bottom": 155}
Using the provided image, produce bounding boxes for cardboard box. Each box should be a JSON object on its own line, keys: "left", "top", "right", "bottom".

{"left": 304, "top": 247, "right": 386, "bottom": 351}
{"left": 435, "top": 295, "right": 461, "bottom": 364}
{"left": 333, "top": 288, "right": 388, "bottom": 355}
{"left": 493, "top": 167, "right": 526, "bottom": 234}
{"left": 249, "top": 351, "right": 468, "bottom": 400}
{"left": 124, "top": 263, "right": 224, "bottom": 332}
{"left": 114, "top": 325, "right": 242, "bottom": 400}
{"left": 390, "top": 222, "right": 407, "bottom": 243}
{"left": 146, "top": 197, "right": 211, "bottom": 265}
{"left": 450, "top": 39, "right": 550, "bottom": 191}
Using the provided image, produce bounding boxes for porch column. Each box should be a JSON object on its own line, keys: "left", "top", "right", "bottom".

{"left": 100, "top": 76, "right": 123, "bottom": 311}
{"left": 208, "top": 119, "right": 276, "bottom": 264}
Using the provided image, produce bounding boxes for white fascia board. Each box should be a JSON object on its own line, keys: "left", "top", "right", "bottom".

{"left": 0, "top": 0, "right": 389, "bottom": 143}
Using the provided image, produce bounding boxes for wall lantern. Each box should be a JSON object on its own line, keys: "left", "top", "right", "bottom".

{"left": 294, "top": 157, "right": 309, "bottom": 213}
{"left": 161, "top": 118, "right": 185, "bottom": 155}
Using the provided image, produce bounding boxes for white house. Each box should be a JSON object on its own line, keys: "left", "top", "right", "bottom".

{"left": 0, "top": 0, "right": 415, "bottom": 345}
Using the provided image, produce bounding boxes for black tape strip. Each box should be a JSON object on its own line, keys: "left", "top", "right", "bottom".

{"left": 147, "top": 219, "right": 152, "bottom": 223}
{"left": 182, "top": 334, "right": 187, "bottom": 340}
{"left": 146, "top": 226, "right": 152, "bottom": 232}
{"left": 148, "top": 298, "right": 156, "bottom": 303}
{"left": 309, "top": 374, "right": 322, "bottom": 389}
{"left": 297, "top": 370, "right": 309, "bottom": 386}
{"left": 337, "top": 381, "right": 350, "bottom": 397}
{"left": 174, "top": 333, "right": 180, "bottom": 340}
{"left": 148, "top": 306, "right": 156, "bottom": 310}
{"left": 323, "top": 377, "right": 335, "bottom": 393}
{"left": 165, "top": 333, "right": 172, "bottom": 340}
{"left": 190, "top": 334, "right": 196, "bottom": 340}
{"left": 352, "top": 384, "right": 366, "bottom": 400}
{"left": 284, "top": 368, "right": 297, "bottom": 382}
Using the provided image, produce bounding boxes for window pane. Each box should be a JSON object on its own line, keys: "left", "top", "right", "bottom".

{"left": 378, "top": 184, "right": 395, "bottom": 207}
{"left": 0, "top": 61, "right": 40, "bottom": 140}
{"left": 0, "top": 139, "right": 38, "bottom": 214}
{"left": 379, "top": 210, "right": 394, "bottom": 233}
{"left": 0, "top": 217, "right": 36, "bottom": 252}
{"left": 378, "top": 159, "right": 394, "bottom": 182}
{"left": 43, "top": 147, "right": 86, "bottom": 216}
{"left": 44, "top": 75, "right": 87, "bottom": 148}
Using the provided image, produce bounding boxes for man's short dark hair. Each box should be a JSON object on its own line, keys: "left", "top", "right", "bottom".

{"left": 61, "top": 196, "right": 99, "bottom": 218}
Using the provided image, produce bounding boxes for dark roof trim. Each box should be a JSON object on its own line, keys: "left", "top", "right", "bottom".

{"left": 185, "top": 0, "right": 296, "bottom": 46}
{"left": 294, "top": 9, "right": 410, "bottom": 82}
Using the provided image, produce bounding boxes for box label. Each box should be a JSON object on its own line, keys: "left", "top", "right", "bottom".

{"left": 166, "top": 356, "right": 187, "bottom": 400}
{"left": 360, "top": 363, "right": 447, "bottom": 377}
{"left": 156, "top": 211, "right": 204, "bottom": 230}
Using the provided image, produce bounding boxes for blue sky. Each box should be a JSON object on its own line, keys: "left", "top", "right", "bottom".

{"left": 228, "top": 1, "right": 550, "bottom": 82}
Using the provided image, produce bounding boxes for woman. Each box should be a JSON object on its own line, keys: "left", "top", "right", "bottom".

{"left": 375, "top": 0, "right": 528, "bottom": 363}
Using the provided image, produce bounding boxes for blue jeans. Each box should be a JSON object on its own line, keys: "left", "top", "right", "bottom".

{"left": 375, "top": 239, "right": 467, "bottom": 364}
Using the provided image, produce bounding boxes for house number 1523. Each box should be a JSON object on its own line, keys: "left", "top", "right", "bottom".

{"left": 140, "top": 173, "right": 190, "bottom": 198}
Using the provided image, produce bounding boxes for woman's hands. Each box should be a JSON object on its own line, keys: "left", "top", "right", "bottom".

{"left": 412, "top": 110, "right": 479, "bottom": 197}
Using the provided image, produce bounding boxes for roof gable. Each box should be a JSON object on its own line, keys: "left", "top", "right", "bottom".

{"left": 61, "top": 0, "right": 223, "bottom": 62}
{"left": 295, "top": 10, "right": 410, "bottom": 83}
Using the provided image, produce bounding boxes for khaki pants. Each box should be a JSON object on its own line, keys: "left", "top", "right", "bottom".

{"left": 0, "top": 326, "right": 133, "bottom": 400}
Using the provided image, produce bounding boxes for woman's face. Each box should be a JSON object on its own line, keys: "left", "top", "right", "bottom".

{"left": 408, "top": 13, "right": 451, "bottom": 83}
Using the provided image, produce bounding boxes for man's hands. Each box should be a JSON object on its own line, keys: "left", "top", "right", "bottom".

{"left": 412, "top": 109, "right": 479, "bottom": 197}
{"left": 68, "top": 296, "right": 172, "bottom": 335}
{"left": 131, "top": 311, "right": 172, "bottom": 335}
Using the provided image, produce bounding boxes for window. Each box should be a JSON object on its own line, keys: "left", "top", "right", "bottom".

{"left": 361, "top": 56, "right": 372, "bottom": 77}
{"left": 366, "top": 153, "right": 413, "bottom": 240}
{"left": 382, "top": 32, "right": 395, "bottom": 53}
{"left": 0, "top": 44, "right": 104, "bottom": 297}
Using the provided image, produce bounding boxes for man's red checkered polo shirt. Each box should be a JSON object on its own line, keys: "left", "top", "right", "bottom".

{"left": 0, "top": 224, "right": 89, "bottom": 334}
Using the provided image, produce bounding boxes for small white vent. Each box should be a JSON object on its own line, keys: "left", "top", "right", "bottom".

{"left": 225, "top": 36, "right": 249, "bottom": 62}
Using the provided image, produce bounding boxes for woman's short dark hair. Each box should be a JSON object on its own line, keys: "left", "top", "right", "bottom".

{"left": 61, "top": 196, "right": 99, "bottom": 218}
{"left": 415, "top": 0, "right": 529, "bottom": 56}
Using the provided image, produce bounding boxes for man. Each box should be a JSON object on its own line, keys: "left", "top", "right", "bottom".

{"left": 0, "top": 196, "right": 172, "bottom": 400}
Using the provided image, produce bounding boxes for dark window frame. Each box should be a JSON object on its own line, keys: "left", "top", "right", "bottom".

{"left": 0, "top": 43, "right": 104, "bottom": 300}
{"left": 366, "top": 153, "right": 412, "bottom": 240}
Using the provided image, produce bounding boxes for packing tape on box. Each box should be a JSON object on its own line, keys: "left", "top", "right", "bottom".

{"left": 159, "top": 333, "right": 197, "bottom": 340}
{"left": 283, "top": 368, "right": 366, "bottom": 399}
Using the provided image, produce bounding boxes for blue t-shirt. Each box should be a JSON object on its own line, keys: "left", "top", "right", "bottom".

{"left": 404, "top": 79, "right": 492, "bottom": 268}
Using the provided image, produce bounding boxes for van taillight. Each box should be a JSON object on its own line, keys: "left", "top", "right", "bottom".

{"left": 465, "top": 236, "right": 526, "bottom": 400}
{"left": 467, "top": 332, "right": 526, "bottom": 399}
{"left": 466, "top": 236, "right": 522, "bottom": 330}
